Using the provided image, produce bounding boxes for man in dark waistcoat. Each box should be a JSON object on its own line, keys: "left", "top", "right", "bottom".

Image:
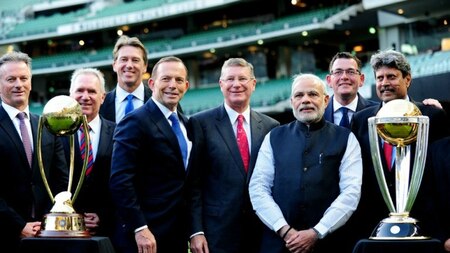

{"left": 249, "top": 73, "right": 363, "bottom": 253}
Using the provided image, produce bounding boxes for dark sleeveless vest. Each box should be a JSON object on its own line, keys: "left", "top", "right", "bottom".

{"left": 260, "top": 118, "right": 350, "bottom": 253}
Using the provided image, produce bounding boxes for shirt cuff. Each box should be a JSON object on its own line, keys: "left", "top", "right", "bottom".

{"left": 134, "top": 225, "right": 148, "bottom": 233}
{"left": 190, "top": 231, "right": 205, "bottom": 239}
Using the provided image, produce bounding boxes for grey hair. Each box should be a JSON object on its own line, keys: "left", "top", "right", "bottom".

{"left": 0, "top": 51, "right": 32, "bottom": 77}
{"left": 370, "top": 49, "right": 411, "bottom": 78}
{"left": 291, "top": 73, "right": 328, "bottom": 96}
{"left": 69, "top": 68, "right": 106, "bottom": 94}
{"left": 220, "top": 58, "right": 255, "bottom": 79}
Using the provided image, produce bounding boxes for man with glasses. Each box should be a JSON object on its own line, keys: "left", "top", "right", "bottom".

{"left": 325, "top": 52, "right": 377, "bottom": 128}
{"left": 188, "top": 58, "right": 279, "bottom": 253}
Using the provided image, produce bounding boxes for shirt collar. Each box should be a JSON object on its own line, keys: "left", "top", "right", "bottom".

{"left": 333, "top": 95, "right": 358, "bottom": 112}
{"left": 87, "top": 114, "right": 101, "bottom": 134}
{"left": 116, "top": 83, "right": 145, "bottom": 102}
{"left": 224, "top": 102, "right": 251, "bottom": 124}
{"left": 151, "top": 97, "right": 178, "bottom": 119}
{"left": 1, "top": 101, "right": 30, "bottom": 121}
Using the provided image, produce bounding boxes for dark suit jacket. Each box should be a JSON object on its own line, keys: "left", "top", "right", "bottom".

{"left": 0, "top": 106, "right": 68, "bottom": 253}
{"left": 99, "top": 84, "right": 152, "bottom": 123}
{"left": 349, "top": 100, "right": 450, "bottom": 242}
{"left": 62, "top": 116, "right": 115, "bottom": 236}
{"left": 324, "top": 93, "right": 377, "bottom": 124}
{"left": 421, "top": 137, "right": 450, "bottom": 245}
{"left": 188, "top": 105, "right": 279, "bottom": 253}
{"left": 110, "top": 99, "right": 191, "bottom": 253}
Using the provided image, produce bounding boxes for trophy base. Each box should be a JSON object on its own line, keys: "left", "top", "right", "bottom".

{"left": 36, "top": 212, "right": 90, "bottom": 238}
{"left": 369, "top": 213, "right": 429, "bottom": 240}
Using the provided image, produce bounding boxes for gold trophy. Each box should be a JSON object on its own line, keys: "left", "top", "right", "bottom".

{"left": 36, "top": 95, "right": 91, "bottom": 238}
{"left": 368, "top": 99, "right": 429, "bottom": 239}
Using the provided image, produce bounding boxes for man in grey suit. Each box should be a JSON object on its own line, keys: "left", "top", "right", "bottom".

{"left": 324, "top": 52, "right": 377, "bottom": 128}
{"left": 189, "top": 58, "right": 279, "bottom": 253}
{"left": 99, "top": 35, "right": 151, "bottom": 123}
{"left": 65, "top": 68, "right": 116, "bottom": 237}
{"left": 0, "top": 51, "right": 68, "bottom": 253}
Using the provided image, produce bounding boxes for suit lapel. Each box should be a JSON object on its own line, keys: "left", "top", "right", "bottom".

{"left": 96, "top": 118, "right": 114, "bottom": 165}
{"left": 215, "top": 106, "right": 247, "bottom": 177}
{"left": 248, "top": 110, "right": 263, "bottom": 178}
{"left": 146, "top": 100, "right": 186, "bottom": 170}
{"left": 103, "top": 89, "right": 117, "bottom": 122}
{"left": 0, "top": 107, "right": 33, "bottom": 169}
{"left": 324, "top": 97, "right": 334, "bottom": 123}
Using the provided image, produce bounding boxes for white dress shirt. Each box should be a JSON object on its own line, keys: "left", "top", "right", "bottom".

{"left": 333, "top": 95, "right": 359, "bottom": 125}
{"left": 223, "top": 103, "right": 252, "bottom": 152}
{"left": 2, "top": 102, "right": 34, "bottom": 150}
{"left": 114, "top": 83, "right": 145, "bottom": 123}
{"left": 249, "top": 129, "right": 362, "bottom": 238}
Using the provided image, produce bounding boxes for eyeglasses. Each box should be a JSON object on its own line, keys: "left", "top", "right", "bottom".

{"left": 330, "top": 69, "right": 361, "bottom": 77}
{"left": 221, "top": 77, "right": 254, "bottom": 85}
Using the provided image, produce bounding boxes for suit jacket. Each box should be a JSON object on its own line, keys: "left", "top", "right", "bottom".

{"left": 349, "top": 100, "right": 450, "bottom": 242}
{"left": 110, "top": 99, "right": 191, "bottom": 253}
{"left": 99, "top": 84, "right": 152, "bottom": 123}
{"left": 324, "top": 93, "right": 377, "bottom": 124}
{"left": 188, "top": 105, "right": 279, "bottom": 253}
{"left": 62, "top": 116, "right": 115, "bottom": 236}
{"left": 0, "top": 106, "right": 68, "bottom": 253}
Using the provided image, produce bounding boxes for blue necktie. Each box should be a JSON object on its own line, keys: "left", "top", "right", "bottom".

{"left": 125, "top": 94, "right": 134, "bottom": 115}
{"left": 169, "top": 113, "right": 188, "bottom": 167}
{"left": 339, "top": 107, "right": 350, "bottom": 128}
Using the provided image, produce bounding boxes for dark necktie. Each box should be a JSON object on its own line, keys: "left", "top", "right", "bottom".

{"left": 384, "top": 142, "right": 394, "bottom": 172}
{"left": 339, "top": 107, "right": 350, "bottom": 128}
{"left": 79, "top": 126, "right": 94, "bottom": 176}
{"left": 125, "top": 94, "right": 134, "bottom": 115}
{"left": 237, "top": 115, "right": 250, "bottom": 172}
{"left": 17, "top": 112, "right": 33, "bottom": 167}
{"left": 169, "top": 113, "right": 188, "bottom": 168}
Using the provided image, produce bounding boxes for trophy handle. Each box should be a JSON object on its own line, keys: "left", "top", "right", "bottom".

{"left": 72, "top": 115, "right": 90, "bottom": 205}
{"left": 37, "top": 117, "right": 54, "bottom": 203}
{"left": 368, "top": 117, "right": 396, "bottom": 213}
{"left": 405, "top": 116, "right": 429, "bottom": 211}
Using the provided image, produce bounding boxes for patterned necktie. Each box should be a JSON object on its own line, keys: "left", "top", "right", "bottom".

{"left": 339, "top": 107, "right": 350, "bottom": 128}
{"left": 237, "top": 115, "right": 250, "bottom": 172}
{"left": 168, "top": 113, "right": 188, "bottom": 168}
{"left": 79, "top": 126, "right": 94, "bottom": 176}
{"left": 384, "top": 142, "right": 394, "bottom": 171}
{"left": 125, "top": 94, "right": 134, "bottom": 115}
{"left": 17, "top": 112, "right": 33, "bottom": 167}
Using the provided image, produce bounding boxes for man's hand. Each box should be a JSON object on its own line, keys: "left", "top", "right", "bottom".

{"left": 284, "top": 228, "right": 318, "bottom": 253}
{"left": 423, "top": 98, "right": 443, "bottom": 109}
{"left": 21, "top": 221, "right": 41, "bottom": 238}
{"left": 135, "top": 228, "right": 157, "bottom": 253}
{"left": 190, "top": 234, "right": 209, "bottom": 253}
{"left": 84, "top": 212, "right": 100, "bottom": 235}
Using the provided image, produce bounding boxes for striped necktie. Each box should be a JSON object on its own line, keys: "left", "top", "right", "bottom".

{"left": 79, "top": 126, "right": 94, "bottom": 176}
{"left": 17, "top": 112, "right": 33, "bottom": 167}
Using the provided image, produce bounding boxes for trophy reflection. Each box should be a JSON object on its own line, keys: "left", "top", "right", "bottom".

{"left": 368, "top": 99, "right": 429, "bottom": 239}
{"left": 36, "top": 95, "right": 90, "bottom": 238}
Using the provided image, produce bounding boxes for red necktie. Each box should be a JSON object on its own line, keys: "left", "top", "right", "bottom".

{"left": 237, "top": 115, "right": 249, "bottom": 172}
{"left": 79, "top": 126, "right": 94, "bottom": 176}
{"left": 384, "top": 142, "right": 393, "bottom": 171}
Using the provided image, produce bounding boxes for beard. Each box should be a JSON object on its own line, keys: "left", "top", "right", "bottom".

{"left": 292, "top": 104, "right": 325, "bottom": 124}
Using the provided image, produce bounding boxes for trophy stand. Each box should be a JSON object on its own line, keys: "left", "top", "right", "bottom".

{"left": 35, "top": 95, "right": 91, "bottom": 238}
{"left": 368, "top": 99, "right": 429, "bottom": 240}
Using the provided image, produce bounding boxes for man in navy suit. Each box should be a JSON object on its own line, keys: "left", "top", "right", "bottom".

{"left": 64, "top": 68, "right": 116, "bottom": 237}
{"left": 350, "top": 49, "right": 450, "bottom": 247}
{"left": 324, "top": 52, "right": 377, "bottom": 127}
{"left": 110, "top": 56, "right": 191, "bottom": 253}
{"left": 0, "top": 51, "right": 68, "bottom": 253}
{"left": 99, "top": 35, "right": 151, "bottom": 123}
{"left": 188, "top": 58, "right": 279, "bottom": 253}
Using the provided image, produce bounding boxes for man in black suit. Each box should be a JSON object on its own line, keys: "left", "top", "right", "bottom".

{"left": 188, "top": 58, "right": 279, "bottom": 253}
{"left": 99, "top": 35, "right": 151, "bottom": 123}
{"left": 64, "top": 68, "right": 116, "bottom": 237}
{"left": 0, "top": 51, "right": 68, "bottom": 253}
{"left": 324, "top": 52, "right": 377, "bottom": 127}
{"left": 350, "top": 49, "right": 450, "bottom": 246}
{"left": 110, "top": 56, "right": 191, "bottom": 253}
